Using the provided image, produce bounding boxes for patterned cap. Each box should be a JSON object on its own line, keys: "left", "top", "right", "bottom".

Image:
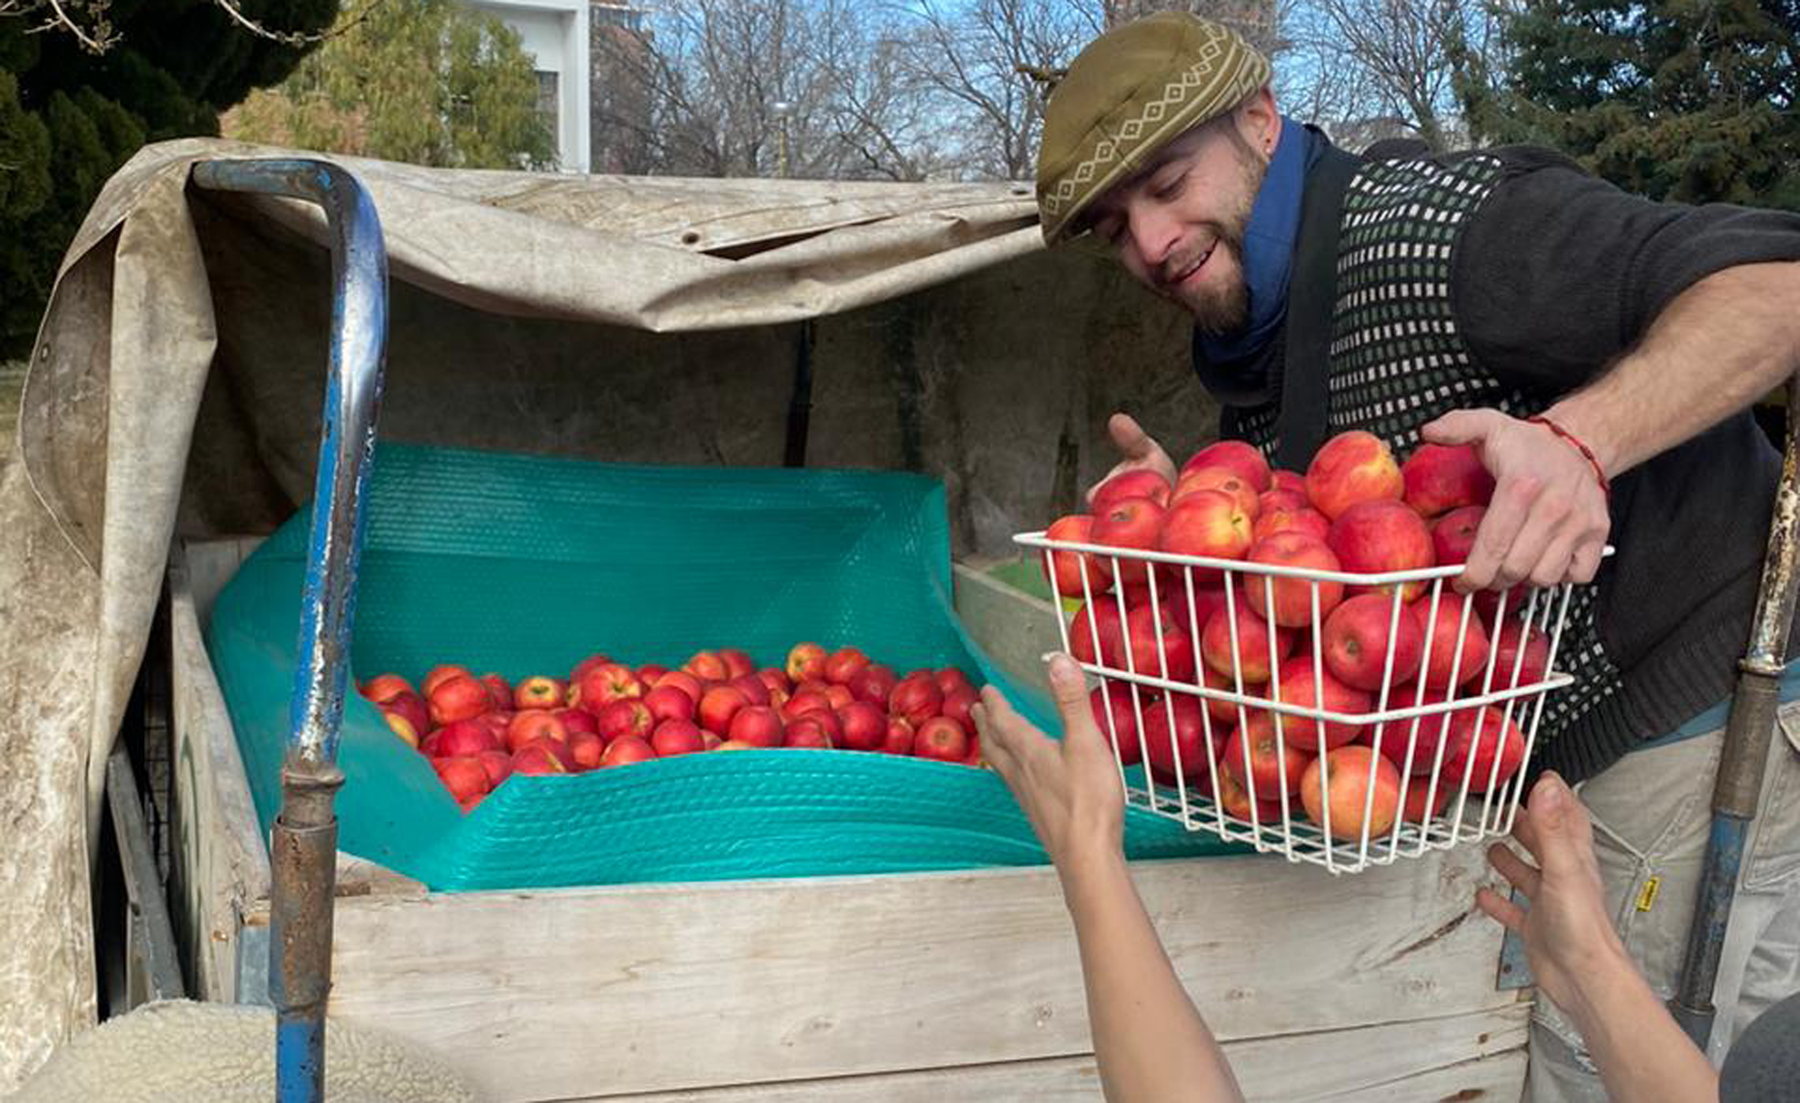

{"left": 1035, "top": 13, "right": 1271, "bottom": 243}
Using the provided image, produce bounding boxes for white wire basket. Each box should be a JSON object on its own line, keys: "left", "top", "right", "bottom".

{"left": 1013, "top": 528, "right": 1588, "bottom": 874}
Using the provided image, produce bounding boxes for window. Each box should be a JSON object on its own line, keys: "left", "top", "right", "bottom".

{"left": 535, "top": 69, "right": 560, "bottom": 132}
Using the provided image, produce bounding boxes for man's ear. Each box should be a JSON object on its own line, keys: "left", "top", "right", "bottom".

{"left": 1235, "top": 86, "right": 1281, "bottom": 162}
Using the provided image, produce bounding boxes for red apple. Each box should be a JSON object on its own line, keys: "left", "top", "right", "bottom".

{"left": 359, "top": 673, "right": 413, "bottom": 705}
{"left": 1305, "top": 430, "right": 1404, "bottom": 520}
{"left": 727, "top": 705, "right": 785, "bottom": 747}
{"left": 644, "top": 685, "right": 697, "bottom": 724}
{"left": 1090, "top": 682, "right": 1148, "bottom": 766}
{"left": 820, "top": 684, "right": 853, "bottom": 711}
{"left": 824, "top": 646, "right": 871, "bottom": 686}
{"left": 781, "top": 690, "right": 833, "bottom": 722}
{"left": 1222, "top": 710, "right": 1313, "bottom": 797}
{"left": 381, "top": 709, "right": 421, "bottom": 748}
{"left": 784, "top": 716, "right": 835, "bottom": 748}
{"left": 889, "top": 673, "right": 945, "bottom": 727}
{"left": 477, "top": 749, "right": 513, "bottom": 788}
{"left": 553, "top": 707, "right": 597, "bottom": 738}
{"left": 1271, "top": 656, "right": 1371, "bottom": 752}
{"left": 1401, "top": 777, "right": 1452, "bottom": 822}
{"left": 1171, "top": 466, "right": 1261, "bottom": 520}
{"left": 512, "top": 738, "right": 571, "bottom": 775}
{"left": 434, "top": 718, "right": 498, "bottom": 758}
{"left": 1180, "top": 440, "right": 1271, "bottom": 492}
{"left": 1431, "top": 505, "right": 1485, "bottom": 566}
{"left": 513, "top": 675, "right": 565, "bottom": 711}
{"left": 1321, "top": 592, "right": 1425, "bottom": 691}
{"left": 505, "top": 710, "right": 568, "bottom": 754}
{"left": 422, "top": 664, "right": 473, "bottom": 698}
{"left": 1301, "top": 745, "right": 1402, "bottom": 840}
{"left": 1242, "top": 531, "right": 1345, "bottom": 629}
{"left": 1215, "top": 766, "right": 1286, "bottom": 824}
{"left": 881, "top": 717, "right": 915, "bottom": 755}
{"left": 1092, "top": 468, "right": 1173, "bottom": 511}
{"left": 567, "top": 731, "right": 606, "bottom": 771}
{"left": 719, "top": 648, "right": 756, "bottom": 681}
{"left": 1257, "top": 488, "right": 1310, "bottom": 515}
{"left": 682, "top": 650, "right": 727, "bottom": 681}
{"left": 1090, "top": 495, "right": 1167, "bottom": 591}
{"left": 1328, "top": 499, "right": 1436, "bottom": 602}
{"left": 1068, "top": 599, "right": 1128, "bottom": 667}
{"left": 428, "top": 674, "right": 491, "bottom": 726}
{"left": 1366, "top": 684, "right": 1477, "bottom": 776}
{"left": 601, "top": 734, "right": 656, "bottom": 767}
{"left": 1489, "top": 620, "right": 1552, "bottom": 690}
{"left": 1271, "top": 469, "right": 1307, "bottom": 495}
{"left": 1252, "top": 502, "right": 1333, "bottom": 545}
{"left": 1142, "top": 694, "right": 1218, "bottom": 787}
{"left": 698, "top": 686, "right": 751, "bottom": 736}
{"left": 837, "top": 701, "right": 888, "bottom": 751}
{"left": 940, "top": 687, "right": 977, "bottom": 734}
{"left": 1403, "top": 442, "right": 1495, "bottom": 518}
{"left": 433, "top": 756, "right": 491, "bottom": 803}
{"left": 1413, "top": 597, "right": 1492, "bottom": 689}
{"left": 1042, "top": 514, "right": 1100, "bottom": 600}
{"left": 934, "top": 667, "right": 976, "bottom": 698}
{"left": 785, "top": 642, "right": 827, "bottom": 683}
{"left": 383, "top": 692, "right": 430, "bottom": 742}
{"left": 650, "top": 718, "right": 706, "bottom": 757}
{"left": 730, "top": 674, "right": 772, "bottom": 706}
{"left": 480, "top": 673, "right": 512, "bottom": 711}
{"left": 572, "top": 663, "right": 644, "bottom": 714}
{"left": 636, "top": 663, "right": 670, "bottom": 685}
{"left": 914, "top": 716, "right": 971, "bottom": 761}
{"left": 1119, "top": 601, "right": 1196, "bottom": 682}
{"left": 846, "top": 663, "right": 897, "bottom": 709}
{"left": 1201, "top": 604, "right": 1293, "bottom": 684}
{"left": 1158, "top": 489, "right": 1254, "bottom": 584}
{"left": 652, "top": 669, "right": 704, "bottom": 704}
{"left": 593, "top": 698, "right": 654, "bottom": 742}
{"left": 1441, "top": 706, "right": 1528, "bottom": 793}
{"left": 568, "top": 654, "right": 612, "bottom": 684}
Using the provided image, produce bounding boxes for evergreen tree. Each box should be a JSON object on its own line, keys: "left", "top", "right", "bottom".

{"left": 1457, "top": 0, "right": 1799, "bottom": 209}
{"left": 225, "top": 0, "right": 557, "bottom": 172}
{"left": 0, "top": 0, "right": 336, "bottom": 357}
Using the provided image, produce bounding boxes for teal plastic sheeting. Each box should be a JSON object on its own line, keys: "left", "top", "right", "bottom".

{"left": 207, "top": 444, "right": 1235, "bottom": 890}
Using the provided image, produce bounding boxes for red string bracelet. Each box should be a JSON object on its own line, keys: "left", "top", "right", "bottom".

{"left": 1527, "top": 415, "right": 1611, "bottom": 500}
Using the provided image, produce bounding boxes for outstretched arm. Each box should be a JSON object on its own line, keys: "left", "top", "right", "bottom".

{"left": 975, "top": 657, "right": 1245, "bottom": 1103}
{"left": 1478, "top": 774, "right": 1719, "bottom": 1103}
{"left": 1426, "top": 261, "right": 1800, "bottom": 592}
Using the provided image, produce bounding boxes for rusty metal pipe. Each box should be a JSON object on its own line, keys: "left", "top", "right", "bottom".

{"left": 192, "top": 158, "right": 388, "bottom": 1103}
{"left": 1669, "top": 379, "right": 1800, "bottom": 1047}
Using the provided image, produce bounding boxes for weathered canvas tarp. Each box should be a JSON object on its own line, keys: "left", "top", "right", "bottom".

{"left": 0, "top": 138, "right": 1204, "bottom": 1087}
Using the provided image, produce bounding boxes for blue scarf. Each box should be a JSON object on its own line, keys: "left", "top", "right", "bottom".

{"left": 1196, "top": 116, "right": 1321, "bottom": 363}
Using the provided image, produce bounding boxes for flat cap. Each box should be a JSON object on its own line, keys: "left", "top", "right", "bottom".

{"left": 1036, "top": 13, "right": 1271, "bottom": 243}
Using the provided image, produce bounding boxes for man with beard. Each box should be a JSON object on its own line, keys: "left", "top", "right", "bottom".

{"left": 982, "top": 11, "right": 1800, "bottom": 1103}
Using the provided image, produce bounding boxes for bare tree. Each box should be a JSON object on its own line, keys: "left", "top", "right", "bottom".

{"left": 588, "top": 0, "right": 936, "bottom": 180}
{"left": 0, "top": 0, "right": 380, "bottom": 53}
{"left": 894, "top": 0, "right": 1098, "bottom": 181}
{"left": 1292, "top": 0, "right": 1499, "bottom": 150}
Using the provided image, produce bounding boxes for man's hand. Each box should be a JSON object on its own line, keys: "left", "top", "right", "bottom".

{"left": 973, "top": 654, "right": 1125, "bottom": 877}
{"left": 1475, "top": 773, "right": 1628, "bottom": 1017}
{"left": 1421, "top": 409, "right": 1610, "bottom": 592}
{"left": 1089, "top": 413, "right": 1177, "bottom": 506}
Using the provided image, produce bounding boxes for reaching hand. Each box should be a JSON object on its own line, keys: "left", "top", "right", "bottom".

{"left": 1420, "top": 409, "right": 1610, "bottom": 592}
{"left": 973, "top": 654, "right": 1125, "bottom": 876}
{"left": 1475, "top": 773, "right": 1629, "bottom": 1018}
{"left": 1089, "top": 413, "right": 1177, "bottom": 506}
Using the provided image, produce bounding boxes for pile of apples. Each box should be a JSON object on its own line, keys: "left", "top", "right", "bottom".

{"left": 1045, "top": 430, "right": 1554, "bottom": 842}
{"left": 359, "top": 645, "right": 986, "bottom": 812}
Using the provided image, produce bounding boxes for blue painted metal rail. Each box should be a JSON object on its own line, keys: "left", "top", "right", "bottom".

{"left": 191, "top": 159, "right": 389, "bottom": 1103}
{"left": 1670, "top": 381, "right": 1800, "bottom": 1049}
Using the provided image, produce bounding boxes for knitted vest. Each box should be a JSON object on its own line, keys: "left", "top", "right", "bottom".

{"left": 1225, "top": 154, "right": 1623, "bottom": 753}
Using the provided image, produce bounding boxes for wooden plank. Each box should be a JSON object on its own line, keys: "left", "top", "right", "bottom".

{"left": 327, "top": 845, "right": 1509, "bottom": 1101}
{"left": 548, "top": 1004, "right": 1529, "bottom": 1102}
{"left": 181, "top": 536, "right": 265, "bottom": 630}
{"left": 952, "top": 561, "right": 1060, "bottom": 698}
{"left": 167, "top": 551, "right": 270, "bottom": 1002}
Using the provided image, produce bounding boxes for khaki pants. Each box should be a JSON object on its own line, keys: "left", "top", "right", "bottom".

{"left": 1524, "top": 703, "right": 1800, "bottom": 1101}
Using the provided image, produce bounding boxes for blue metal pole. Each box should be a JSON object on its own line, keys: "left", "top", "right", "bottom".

{"left": 192, "top": 159, "right": 389, "bottom": 1103}
{"left": 1669, "top": 379, "right": 1800, "bottom": 1049}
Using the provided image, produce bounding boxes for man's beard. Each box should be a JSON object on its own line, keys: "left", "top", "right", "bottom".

{"left": 1168, "top": 145, "right": 1266, "bottom": 338}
